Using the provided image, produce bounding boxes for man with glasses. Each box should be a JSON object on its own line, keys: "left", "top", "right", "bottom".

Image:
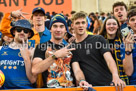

{"left": 0, "top": 19, "right": 36, "bottom": 89}
{"left": 0, "top": 7, "right": 49, "bottom": 45}
{"left": 0, "top": 7, "right": 69, "bottom": 45}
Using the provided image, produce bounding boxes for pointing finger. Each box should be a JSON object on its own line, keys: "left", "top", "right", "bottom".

{"left": 21, "top": 38, "right": 25, "bottom": 44}
{"left": 67, "top": 48, "right": 75, "bottom": 51}
{"left": 22, "top": 12, "right": 29, "bottom": 15}
{"left": 65, "top": 43, "right": 72, "bottom": 49}
{"left": 19, "top": 8, "right": 23, "bottom": 11}
{"left": 26, "top": 39, "right": 29, "bottom": 49}
{"left": 20, "top": 14, "right": 26, "bottom": 19}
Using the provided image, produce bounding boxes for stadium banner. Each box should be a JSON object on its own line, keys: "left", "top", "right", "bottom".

{"left": 0, "top": 0, "right": 72, "bottom": 18}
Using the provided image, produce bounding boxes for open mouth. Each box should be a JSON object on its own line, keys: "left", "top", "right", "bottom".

{"left": 118, "top": 14, "right": 123, "bottom": 18}
{"left": 79, "top": 29, "right": 84, "bottom": 31}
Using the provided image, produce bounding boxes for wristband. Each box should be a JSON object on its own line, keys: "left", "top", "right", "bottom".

{"left": 51, "top": 54, "right": 58, "bottom": 60}
{"left": 79, "top": 79, "right": 85, "bottom": 84}
{"left": 125, "top": 51, "right": 132, "bottom": 55}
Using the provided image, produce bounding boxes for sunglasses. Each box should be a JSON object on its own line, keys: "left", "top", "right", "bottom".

{"left": 16, "top": 28, "right": 30, "bottom": 34}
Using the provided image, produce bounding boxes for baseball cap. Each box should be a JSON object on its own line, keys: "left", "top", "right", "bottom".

{"left": 32, "top": 7, "right": 45, "bottom": 15}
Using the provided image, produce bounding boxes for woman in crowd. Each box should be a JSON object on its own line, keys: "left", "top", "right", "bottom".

{"left": 99, "top": 16, "right": 131, "bottom": 85}
{"left": 0, "top": 34, "right": 13, "bottom": 46}
{"left": 89, "top": 14, "right": 101, "bottom": 34}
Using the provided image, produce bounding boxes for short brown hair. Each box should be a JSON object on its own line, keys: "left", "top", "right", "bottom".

{"left": 112, "top": 1, "right": 127, "bottom": 13}
{"left": 71, "top": 11, "right": 87, "bottom": 23}
{"left": 127, "top": 9, "right": 136, "bottom": 19}
{"left": 129, "top": 6, "right": 136, "bottom": 10}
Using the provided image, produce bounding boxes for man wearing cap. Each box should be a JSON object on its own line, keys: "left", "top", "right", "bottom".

{"left": 0, "top": 7, "right": 70, "bottom": 45}
{"left": 31, "top": 8, "right": 73, "bottom": 87}
{"left": 0, "top": 19, "right": 36, "bottom": 89}
{"left": 0, "top": 7, "right": 50, "bottom": 88}
{"left": 31, "top": 7, "right": 72, "bottom": 44}
{"left": 0, "top": 7, "right": 50, "bottom": 45}
{"left": 31, "top": 7, "right": 51, "bottom": 43}
{"left": 32, "top": 14, "right": 91, "bottom": 88}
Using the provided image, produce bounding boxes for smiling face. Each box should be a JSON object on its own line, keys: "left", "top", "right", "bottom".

{"left": 113, "top": 6, "right": 127, "bottom": 23}
{"left": 3, "top": 35, "right": 13, "bottom": 43}
{"left": 106, "top": 19, "right": 119, "bottom": 36}
{"left": 50, "top": 22, "right": 66, "bottom": 40}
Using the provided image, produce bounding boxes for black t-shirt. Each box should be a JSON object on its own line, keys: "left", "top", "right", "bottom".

{"left": 45, "top": 20, "right": 50, "bottom": 30}
{"left": 33, "top": 41, "right": 63, "bottom": 87}
{"left": 71, "top": 35, "right": 112, "bottom": 86}
{"left": 34, "top": 41, "right": 65, "bottom": 60}
{"left": 33, "top": 41, "right": 74, "bottom": 88}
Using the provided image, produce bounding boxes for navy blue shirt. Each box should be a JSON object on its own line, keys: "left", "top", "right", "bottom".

{"left": 121, "top": 22, "right": 127, "bottom": 30}
{"left": 121, "top": 43, "right": 136, "bottom": 85}
{"left": 130, "top": 44, "right": 136, "bottom": 85}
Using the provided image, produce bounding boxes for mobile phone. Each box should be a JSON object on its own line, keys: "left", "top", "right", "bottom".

{"left": 133, "top": 34, "right": 136, "bottom": 41}
{"left": 121, "top": 27, "right": 134, "bottom": 38}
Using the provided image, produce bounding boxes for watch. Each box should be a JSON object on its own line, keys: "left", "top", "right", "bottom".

{"left": 125, "top": 51, "right": 132, "bottom": 55}
{"left": 52, "top": 54, "right": 58, "bottom": 60}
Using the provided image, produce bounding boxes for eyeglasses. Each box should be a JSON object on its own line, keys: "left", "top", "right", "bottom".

{"left": 16, "top": 28, "right": 30, "bottom": 34}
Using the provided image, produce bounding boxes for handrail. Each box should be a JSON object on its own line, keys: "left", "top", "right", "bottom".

{"left": 1, "top": 85, "right": 136, "bottom": 91}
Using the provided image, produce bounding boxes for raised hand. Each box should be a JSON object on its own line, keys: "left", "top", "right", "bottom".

{"left": 11, "top": 8, "right": 29, "bottom": 19}
{"left": 123, "top": 32, "right": 134, "bottom": 51}
{"left": 54, "top": 44, "right": 75, "bottom": 58}
{"left": 20, "top": 39, "right": 30, "bottom": 61}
